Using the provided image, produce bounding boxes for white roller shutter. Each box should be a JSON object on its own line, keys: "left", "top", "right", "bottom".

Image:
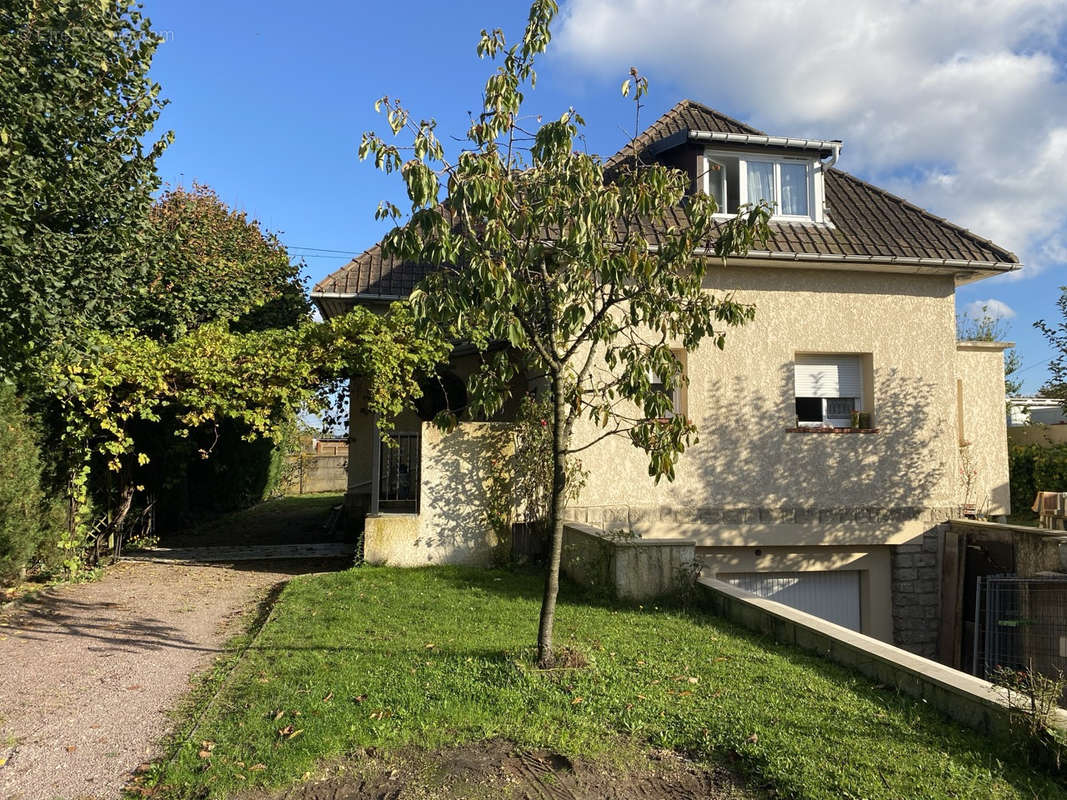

{"left": 721, "top": 570, "right": 861, "bottom": 631}
{"left": 794, "top": 354, "right": 862, "bottom": 398}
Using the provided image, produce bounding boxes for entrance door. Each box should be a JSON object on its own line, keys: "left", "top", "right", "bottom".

{"left": 720, "top": 570, "right": 861, "bottom": 631}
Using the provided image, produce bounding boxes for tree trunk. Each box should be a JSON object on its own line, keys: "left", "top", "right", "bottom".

{"left": 104, "top": 482, "right": 136, "bottom": 564}
{"left": 537, "top": 372, "right": 569, "bottom": 668}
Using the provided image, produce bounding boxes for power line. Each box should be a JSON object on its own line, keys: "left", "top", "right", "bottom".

{"left": 286, "top": 244, "right": 359, "bottom": 255}
{"left": 1014, "top": 358, "right": 1051, "bottom": 375}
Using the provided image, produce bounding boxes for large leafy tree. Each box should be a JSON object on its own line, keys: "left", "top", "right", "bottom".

{"left": 360, "top": 1, "right": 771, "bottom": 665}
{"left": 138, "top": 183, "right": 309, "bottom": 340}
{"left": 128, "top": 184, "right": 312, "bottom": 522}
{"left": 0, "top": 0, "right": 170, "bottom": 376}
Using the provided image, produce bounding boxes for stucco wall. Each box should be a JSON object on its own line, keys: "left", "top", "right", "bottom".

{"left": 361, "top": 422, "right": 512, "bottom": 566}
{"left": 569, "top": 265, "right": 960, "bottom": 539}
{"left": 955, "top": 343, "right": 1011, "bottom": 517}
{"left": 416, "top": 421, "right": 512, "bottom": 563}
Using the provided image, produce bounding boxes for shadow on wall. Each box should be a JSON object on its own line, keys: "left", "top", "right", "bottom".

{"left": 668, "top": 363, "right": 952, "bottom": 545}
{"left": 417, "top": 424, "right": 513, "bottom": 562}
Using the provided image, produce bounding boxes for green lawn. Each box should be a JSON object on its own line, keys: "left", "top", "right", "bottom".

{"left": 159, "top": 492, "right": 345, "bottom": 547}
{"left": 153, "top": 566, "right": 1066, "bottom": 799}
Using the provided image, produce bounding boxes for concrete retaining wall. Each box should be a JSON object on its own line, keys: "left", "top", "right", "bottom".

{"left": 699, "top": 576, "right": 1067, "bottom": 736}
{"left": 561, "top": 522, "right": 695, "bottom": 600}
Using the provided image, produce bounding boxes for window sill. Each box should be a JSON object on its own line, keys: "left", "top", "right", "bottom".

{"left": 785, "top": 427, "right": 879, "bottom": 434}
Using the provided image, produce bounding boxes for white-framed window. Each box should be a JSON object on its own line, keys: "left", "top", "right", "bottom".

{"left": 648, "top": 349, "right": 687, "bottom": 419}
{"left": 794, "top": 354, "right": 863, "bottom": 428}
{"left": 703, "top": 149, "right": 822, "bottom": 222}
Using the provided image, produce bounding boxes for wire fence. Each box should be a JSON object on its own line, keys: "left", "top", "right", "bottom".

{"left": 974, "top": 576, "right": 1067, "bottom": 700}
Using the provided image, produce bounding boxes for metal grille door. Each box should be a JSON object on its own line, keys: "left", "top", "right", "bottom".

{"left": 378, "top": 433, "right": 420, "bottom": 513}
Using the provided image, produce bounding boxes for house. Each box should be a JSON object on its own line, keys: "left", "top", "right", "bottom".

{"left": 1007, "top": 396, "right": 1067, "bottom": 449}
{"left": 313, "top": 436, "right": 350, "bottom": 456}
{"left": 312, "top": 100, "right": 1015, "bottom": 659}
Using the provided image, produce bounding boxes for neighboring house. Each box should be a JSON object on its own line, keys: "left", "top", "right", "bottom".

{"left": 1007, "top": 396, "right": 1067, "bottom": 447}
{"left": 312, "top": 100, "right": 1015, "bottom": 658}
{"left": 313, "top": 436, "right": 350, "bottom": 456}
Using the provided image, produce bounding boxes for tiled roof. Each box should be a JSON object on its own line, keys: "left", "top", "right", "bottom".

{"left": 313, "top": 100, "right": 1017, "bottom": 303}
{"left": 313, "top": 245, "right": 433, "bottom": 298}
{"left": 604, "top": 99, "right": 764, "bottom": 171}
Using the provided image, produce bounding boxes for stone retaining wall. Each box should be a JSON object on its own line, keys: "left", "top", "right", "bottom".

{"left": 891, "top": 526, "right": 943, "bottom": 657}
{"left": 563, "top": 504, "right": 959, "bottom": 531}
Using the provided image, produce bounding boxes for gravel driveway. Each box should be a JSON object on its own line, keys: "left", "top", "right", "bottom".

{"left": 0, "top": 559, "right": 343, "bottom": 800}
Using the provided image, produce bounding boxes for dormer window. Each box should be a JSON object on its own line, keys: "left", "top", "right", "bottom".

{"left": 703, "top": 149, "right": 824, "bottom": 223}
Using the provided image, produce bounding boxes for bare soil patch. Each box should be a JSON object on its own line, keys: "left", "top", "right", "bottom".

{"left": 0, "top": 558, "right": 346, "bottom": 800}
{"left": 256, "top": 740, "right": 755, "bottom": 800}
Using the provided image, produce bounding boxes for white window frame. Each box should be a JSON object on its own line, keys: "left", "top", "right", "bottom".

{"left": 703, "top": 148, "right": 824, "bottom": 223}
{"left": 705, "top": 157, "right": 728, "bottom": 215}
{"left": 647, "top": 368, "right": 683, "bottom": 419}
{"left": 794, "top": 354, "right": 863, "bottom": 428}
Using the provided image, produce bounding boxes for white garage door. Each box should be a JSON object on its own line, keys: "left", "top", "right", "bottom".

{"left": 720, "top": 570, "right": 861, "bottom": 631}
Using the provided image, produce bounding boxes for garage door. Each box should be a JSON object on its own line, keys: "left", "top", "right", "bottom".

{"left": 719, "top": 570, "right": 861, "bottom": 631}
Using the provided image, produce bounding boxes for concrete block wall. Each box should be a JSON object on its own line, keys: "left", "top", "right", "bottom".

{"left": 561, "top": 522, "right": 696, "bottom": 601}
{"left": 890, "top": 526, "right": 943, "bottom": 657}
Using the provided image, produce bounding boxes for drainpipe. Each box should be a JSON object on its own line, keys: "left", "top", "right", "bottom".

{"left": 819, "top": 140, "right": 842, "bottom": 172}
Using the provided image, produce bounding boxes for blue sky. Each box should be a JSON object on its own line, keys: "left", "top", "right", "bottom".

{"left": 145, "top": 0, "right": 1065, "bottom": 393}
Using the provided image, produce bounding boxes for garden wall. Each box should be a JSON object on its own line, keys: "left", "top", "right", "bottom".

{"left": 699, "top": 576, "right": 1067, "bottom": 736}
{"left": 282, "top": 453, "right": 348, "bottom": 495}
{"left": 561, "top": 522, "right": 694, "bottom": 601}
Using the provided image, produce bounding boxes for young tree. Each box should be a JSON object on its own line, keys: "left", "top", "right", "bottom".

{"left": 359, "top": 0, "right": 771, "bottom": 665}
{"left": 1036, "top": 286, "right": 1067, "bottom": 404}
{"left": 0, "top": 0, "right": 170, "bottom": 377}
{"left": 958, "top": 303, "right": 1023, "bottom": 395}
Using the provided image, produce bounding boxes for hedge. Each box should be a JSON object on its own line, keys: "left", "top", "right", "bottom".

{"left": 0, "top": 385, "right": 60, "bottom": 584}
{"left": 1009, "top": 442, "right": 1067, "bottom": 515}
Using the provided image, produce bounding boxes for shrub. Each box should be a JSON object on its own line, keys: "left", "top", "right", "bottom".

{"left": 1010, "top": 443, "right": 1067, "bottom": 514}
{"left": 0, "top": 385, "right": 58, "bottom": 584}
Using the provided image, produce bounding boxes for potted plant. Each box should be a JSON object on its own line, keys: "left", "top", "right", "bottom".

{"left": 850, "top": 409, "right": 861, "bottom": 429}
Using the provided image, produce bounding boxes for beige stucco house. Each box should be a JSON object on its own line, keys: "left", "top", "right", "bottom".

{"left": 312, "top": 101, "right": 1016, "bottom": 658}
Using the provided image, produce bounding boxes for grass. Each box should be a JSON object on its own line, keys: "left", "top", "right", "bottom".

{"left": 159, "top": 492, "right": 345, "bottom": 547}
{"left": 154, "top": 566, "right": 1067, "bottom": 800}
{"left": 1006, "top": 510, "right": 1040, "bottom": 527}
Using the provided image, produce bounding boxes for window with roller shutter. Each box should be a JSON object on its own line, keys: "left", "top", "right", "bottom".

{"left": 794, "top": 354, "right": 863, "bottom": 427}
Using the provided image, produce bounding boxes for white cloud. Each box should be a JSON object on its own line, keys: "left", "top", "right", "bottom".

{"left": 963, "top": 298, "right": 1016, "bottom": 320}
{"left": 556, "top": 0, "right": 1067, "bottom": 277}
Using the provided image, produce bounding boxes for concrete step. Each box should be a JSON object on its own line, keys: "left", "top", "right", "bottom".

{"left": 121, "top": 542, "right": 354, "bottom": 563}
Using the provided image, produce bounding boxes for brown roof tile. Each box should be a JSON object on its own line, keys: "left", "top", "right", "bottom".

{"left": 313, "top": 100, "right": 1017, "bottom": 302}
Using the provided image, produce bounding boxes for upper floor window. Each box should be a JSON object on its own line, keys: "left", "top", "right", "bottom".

{"left": 647, "top": 349, "right": 688, "bottom": 419}
{"left": 703, "top": 149, "right": 823, "bottom": 223}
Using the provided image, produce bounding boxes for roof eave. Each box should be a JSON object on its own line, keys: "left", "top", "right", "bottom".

{"left": 688, "top": 130, "right": 839, "bottom": 157}
{"left": 310, "top": 290, "right": 404, "bottom": 320}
